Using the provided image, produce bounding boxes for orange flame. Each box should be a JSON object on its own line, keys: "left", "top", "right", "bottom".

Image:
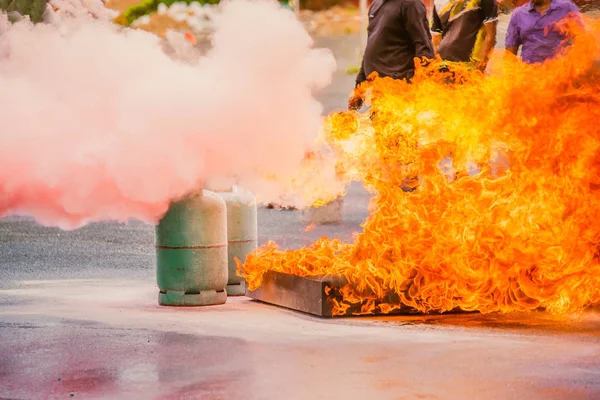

{"left": 240, "top": 19, "right": 600, "bottom": 316}
{"left": 185, "top": 31, "right": 197, "bottom": 46}
{"left": 304, "top": 222, "right": 316, "bottom": 232}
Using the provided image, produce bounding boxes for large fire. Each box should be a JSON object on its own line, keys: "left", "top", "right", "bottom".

{"left": 240, "top": 18, "right": 600, "bottom": 316}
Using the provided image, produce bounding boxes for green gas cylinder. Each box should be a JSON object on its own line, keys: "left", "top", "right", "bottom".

{"left": 155, "top": 190, "right": 228, "bottom": 306}
{"left": 212, "top": 186, "right": 258, "bottom": 296}
{"left": 280, "top": 1, "right": 292, "bottom": 10}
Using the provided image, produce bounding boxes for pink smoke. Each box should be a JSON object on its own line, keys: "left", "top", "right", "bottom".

{"left": 0, "top": 0, "right": 337, "bottom": 229}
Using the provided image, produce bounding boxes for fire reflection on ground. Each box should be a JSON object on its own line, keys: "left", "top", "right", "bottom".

{"left": 372, "top": 309, "right": 600, "bottom": 335}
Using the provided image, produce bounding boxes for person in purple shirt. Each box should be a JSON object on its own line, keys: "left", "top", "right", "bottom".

{"left": 505, "top": 0, "right": 583, "bottom": 64}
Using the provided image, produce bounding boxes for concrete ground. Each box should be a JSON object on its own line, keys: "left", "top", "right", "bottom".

{"left": 2, "top": 13, "right": 600, "bottom": 400}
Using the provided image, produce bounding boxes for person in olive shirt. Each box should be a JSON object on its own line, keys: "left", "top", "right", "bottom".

{"left": 431, "top": 0, "right": 498, "bottom": 71}
{"left": 348, "top": 0, "right": 435, "bottom": 110}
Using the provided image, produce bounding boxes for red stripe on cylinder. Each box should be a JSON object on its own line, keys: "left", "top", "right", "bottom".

{"left": 228, "top": 239, "right": 258, "bottom": 244}
{"left": 155, "top": 243, "right": 228, "bottom": 250}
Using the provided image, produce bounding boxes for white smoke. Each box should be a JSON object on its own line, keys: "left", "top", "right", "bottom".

{"left": 45, "top": 0, "right": 119, "bottom": 21}
{"left": 0, "top": 0, "right": 338, "bottom": 229}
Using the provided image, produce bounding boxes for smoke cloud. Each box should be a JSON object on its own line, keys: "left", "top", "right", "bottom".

{"left": 0, "top": 0, "right": 337, "bottom": 229}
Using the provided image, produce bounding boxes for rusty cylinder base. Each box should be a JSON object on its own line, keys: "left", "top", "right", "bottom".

{"left": 159, "top": 289, "right": 227, "bottom": 307}
{"left": 226, "top": 280, "right": 246, "bottom": 296}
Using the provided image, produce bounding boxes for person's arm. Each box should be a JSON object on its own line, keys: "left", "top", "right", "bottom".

{"left": 506, "top": 46, "right": 519, "bottom": 55}
{"left": 473, "top": 0, "right": 498, "bottom": 70}
{"left": 432, "top": 34, "right": 442, "bottom": 54}
{"left": 349, "top": 58, "right": 366, "bottom": 110}
{"left": 431, "top": 5, "right": 443, "bottom": 55}
{"left": 402, "top": 0, "right": 435, "bottom": 60}
{"left": 355, "top": 58, "right": 366, "bottom": 87}
{"left": 567, "top": 2, "right": 584, "bottom": 26}
{"left": 504, "top": 12, "right": 521, "bottom": 58}
{"left": 474, "top": 21, "right": 498, "bottom": 69}
{"left": 564, "top": 3, "right": 584, "bottom": 36}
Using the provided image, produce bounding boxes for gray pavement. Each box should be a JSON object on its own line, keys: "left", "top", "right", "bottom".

{"left": 2, "top": 14, "right": 600, "bottom": 400}
{"left": 0, "top": 182, "right": 371, "bottom": 284}
{"left": 2, "top": 280, "right": 600, "bottom": 400}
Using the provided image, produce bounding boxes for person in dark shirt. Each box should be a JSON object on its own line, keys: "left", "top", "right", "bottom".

{"left": 431, "top": 0, "right": 498, "bottom": 71}
{"left": 348, "top": 0, "right": 435, "bottom": 110}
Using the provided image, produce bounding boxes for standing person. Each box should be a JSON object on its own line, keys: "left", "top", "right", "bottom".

{"left": 430, "top": 0, "right": 499, "bottom": 71}
{"left": 0, "top": 0, "right": 48, "bottom": 23}
{"left": 348, "top": 0, "right": 434, "bottom": 110}
{"left": 505, "top": 0, "right": 583, "bottom": 64}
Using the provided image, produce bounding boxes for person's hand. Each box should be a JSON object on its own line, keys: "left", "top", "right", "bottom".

{"left": 348, "top": 90, "right": 364, "bottom": 111}
{"left": 418, "top": 56, "right": 433, "bottom": 68}
{"left": 473, "top": 60, "right": 488, "bottom": 73}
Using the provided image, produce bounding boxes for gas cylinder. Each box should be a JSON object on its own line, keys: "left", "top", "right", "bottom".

{"left": 155, "top": 190, "right": 228, "bottom": 306}
{"left": 211, "top": 185, "right": 258, "bottom": 296}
